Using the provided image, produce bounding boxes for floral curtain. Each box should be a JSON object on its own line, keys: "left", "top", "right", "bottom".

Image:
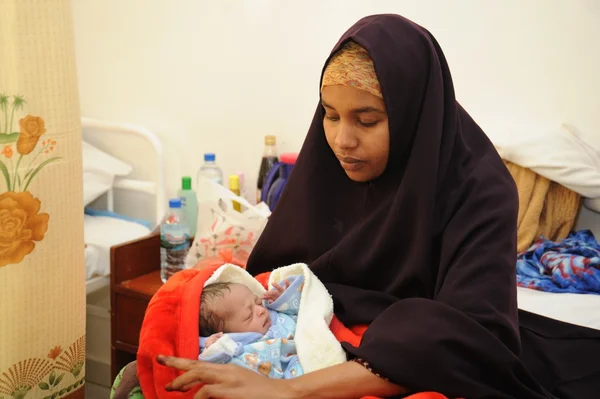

{"left": 0, "top": 1, "right": 85, "bottom": 398}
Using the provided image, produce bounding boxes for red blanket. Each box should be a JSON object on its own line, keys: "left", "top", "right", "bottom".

{"left": 137, "top": 266, "right": 450, "bottom": 399}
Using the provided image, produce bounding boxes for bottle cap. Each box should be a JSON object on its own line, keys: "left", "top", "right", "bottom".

{"left": 265, "top": 135, "right": 276, "bottom": 145}
{"left": 280, "top": 153, "right": 298, "bottom": 165}
{"left": 204, "top": 153, "right": 216, "bottom": 162}
{"left": 169, "top": 198, "right": 182, "bottom": 208}
{"left": 229, "top": 175, "right": 240, "bottom": 190}
{"left": 181, "top": 176, "right": 192, "bottom": 190}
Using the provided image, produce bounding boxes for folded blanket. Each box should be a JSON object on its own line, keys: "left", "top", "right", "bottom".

{"left": 504, "top": 160, "right": 581, "bottom": 253}
{"left": 516, "top": 230, "right": 600, "bottom": 294}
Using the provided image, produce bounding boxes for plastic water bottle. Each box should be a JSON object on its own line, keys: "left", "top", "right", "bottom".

{"left": 177, "top": 176, "right": 198, "bottom": 237}
{"left": 160, "top": 198, "right": 190, "bottom": 283}
{"left": 197, "top": 153, "right": 223, "bottom": 186}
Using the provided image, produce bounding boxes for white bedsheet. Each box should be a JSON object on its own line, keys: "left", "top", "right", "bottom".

{"left": 517, "top": 286, "right": 600, "bottom": 330}
{"left": 84, "top": 214, "right": 150, "bottom": 279}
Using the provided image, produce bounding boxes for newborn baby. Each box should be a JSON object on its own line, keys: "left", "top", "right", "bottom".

{"left": 198, "top": 275, "right": 304, "bottom": 379}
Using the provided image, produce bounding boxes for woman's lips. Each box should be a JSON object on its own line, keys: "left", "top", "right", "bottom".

{"left": 338, "top": 156, "right": 365, "bottom": 171}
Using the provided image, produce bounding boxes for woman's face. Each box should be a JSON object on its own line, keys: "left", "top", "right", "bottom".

{"left": 321, "top": 85, "right": 390, "bottom": 182}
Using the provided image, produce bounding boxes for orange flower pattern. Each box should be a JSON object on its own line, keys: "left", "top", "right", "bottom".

{"left": 0, "top": 338, "right": 86, "bottom": 398}
{"left": 0, "top": 191, "right": 49, "bottom": 267}
{"left": 17, "top": 115, "right": 47, "bottom": 155}
{"left": 1, "top": 145, "right": 13, "bottom": 159}
{"left": 42, "top": 139, "right": 57, "bottom": 155}
{"left": 47, "top": 345, "right": 62, "bottom": 361}
{"left": 193, "top": 214, "right": 256, "bottom": 268}
{"left": 0, "top": 95, "right": 60, "bottom": 266}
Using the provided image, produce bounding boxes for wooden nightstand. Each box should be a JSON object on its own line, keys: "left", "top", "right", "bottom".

{"left": 109, "top": 234, "right": 162, "bottom": 381}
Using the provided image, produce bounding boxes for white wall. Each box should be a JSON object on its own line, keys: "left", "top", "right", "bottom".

{"left": 71, "top": 0, "right": 600, "bottom": 202}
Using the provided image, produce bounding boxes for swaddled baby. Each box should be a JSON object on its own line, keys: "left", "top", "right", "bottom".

{"left": 198, "top": 275, "right": 304, "bottom": 379}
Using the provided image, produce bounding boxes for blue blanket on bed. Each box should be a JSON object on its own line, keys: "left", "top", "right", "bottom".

{"left": 516, "top": 230, "right": 600, "bottom": 295}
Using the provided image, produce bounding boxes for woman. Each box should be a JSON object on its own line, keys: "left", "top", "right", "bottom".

{"left": 157, "top": 14, "right": 598, "bottom": 399}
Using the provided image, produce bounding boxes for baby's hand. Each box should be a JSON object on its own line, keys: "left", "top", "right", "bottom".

{"left": 205, "top": 332, "right": 224, "bottom": 348}
{"left": 263, "top": 280, "right": 291, "bottom": 303}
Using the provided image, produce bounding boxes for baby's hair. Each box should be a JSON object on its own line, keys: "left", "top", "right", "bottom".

{"left": 199, "top": 282, "right": 232, "bottom": 337}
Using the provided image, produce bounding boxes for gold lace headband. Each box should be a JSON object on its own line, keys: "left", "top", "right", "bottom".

{"left": 321, "top": 41, "right": 383, "bottom": 99}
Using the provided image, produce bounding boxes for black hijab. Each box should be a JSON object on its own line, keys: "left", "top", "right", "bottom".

{"left": 247, "top": 14, "right": 553, "bottom": 398}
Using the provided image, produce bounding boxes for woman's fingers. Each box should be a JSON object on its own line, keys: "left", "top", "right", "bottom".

{"left": 156, "top": 355, "right": 197, "bottom": 371}
{"left": 157, "top": 356, "right": 228, "bottom": 391}
{"left": 179, "top": 381, "right": 202, "bottom": 392}
{"left": 165, "top": 380, "right": 201, "bottom": 393}
{"left": 166, "top": 362, "right": 225, "bottom": 390}
{"left": 194, "top": 384, "right": 225, "bottom": 399}
{"left": 160, "top": 361, "right": 271, "bottom": 398}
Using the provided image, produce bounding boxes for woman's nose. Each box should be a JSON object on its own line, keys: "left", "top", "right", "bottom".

{"left": 335, "top": 122, "right": 359, "bottom": 150}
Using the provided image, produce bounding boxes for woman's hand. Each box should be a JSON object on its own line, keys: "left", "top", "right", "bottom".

{"left": 158, "top": 354, "right": 405, "bottom": 399}
{"left": 157, "top": 355, "right": 295, "bottom": 399}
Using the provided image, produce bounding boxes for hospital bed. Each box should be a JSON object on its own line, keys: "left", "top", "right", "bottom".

{"left": 81, "top": 116, "right": 165, "bottom": 397}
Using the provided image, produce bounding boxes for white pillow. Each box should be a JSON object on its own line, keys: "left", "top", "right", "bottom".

{"left": 83, "top": 141, "right": 133, "bottom": 206}
{"left": 84, "top": 215, "right": 150, "bottom": 278}
{"left": 485, "top": 123, "right": 600, "bottom": 198}
{"left": 584, "top": 198, "right": 600, "bottom": 213}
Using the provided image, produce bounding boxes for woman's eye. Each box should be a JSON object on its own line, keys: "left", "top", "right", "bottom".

{"left": 325, "top": 114, "right": 339, "bottom": 122}
{"left": 359, "top": 120, "right": 378, "bottom": 127}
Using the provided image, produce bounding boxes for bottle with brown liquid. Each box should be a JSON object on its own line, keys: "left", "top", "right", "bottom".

{"left": 257, "top": 135, "right": 278, "bottom": 204}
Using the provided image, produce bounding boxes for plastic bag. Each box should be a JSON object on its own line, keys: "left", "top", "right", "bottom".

{"left": 184, "top": 175, "right": 271, "bottom": 269}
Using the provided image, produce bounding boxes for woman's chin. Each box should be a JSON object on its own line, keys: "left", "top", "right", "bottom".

{"left": 344, "top": 169, "right": 372, "bottom": 183}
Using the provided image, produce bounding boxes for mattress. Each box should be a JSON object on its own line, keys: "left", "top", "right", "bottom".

{"left": 84, "top": 214, "right": 150, "bottom": 280}
{"left": 517, "top": 286, "right": 600, "bottom": 330}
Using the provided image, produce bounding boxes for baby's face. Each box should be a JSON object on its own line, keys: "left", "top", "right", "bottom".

{"left": 214, "top": 283, "right": 272, "bottom": 335}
